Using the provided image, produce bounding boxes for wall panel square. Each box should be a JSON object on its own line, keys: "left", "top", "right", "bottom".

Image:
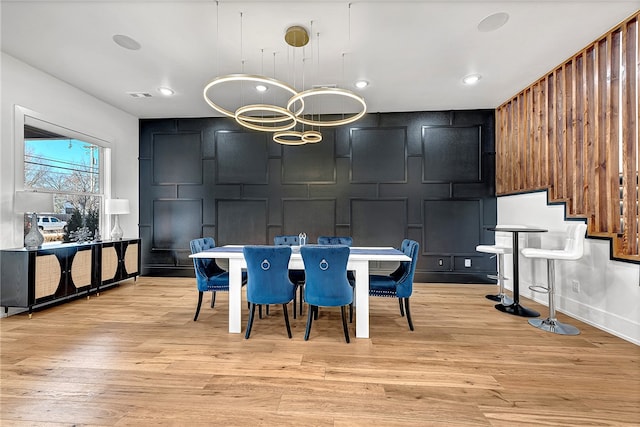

{"left": 217, "top": 200, "right": 268, "bottom": 245}
{"left": 350, "top": 128, "right": 406, "bottom": 183}
{"left": 282, "top": 131, "right": 336, "bottom": 183}
{"left": 153, "top": 133, "right": 202, "bottom": 185}
{"left": 216, "top": 131, "right": 268, "bottom": 184}
{"left": 282, "top": 199, "right": 336, "bottom": 241}
{"left": 153, "top": 199, "right": 202, "bottom": 250}
{"left": 351, "top": 199, "right": 407, "bottom": 246}
{"left": 423, "top": 199, "right": 481, "bottom": 253}
{"left": 422, "top": 126, "right": 481, "bottom": 183}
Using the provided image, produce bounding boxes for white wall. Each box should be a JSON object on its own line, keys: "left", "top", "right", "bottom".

{"left": 498, "top": 191, "right": 640, "bottom": 345}
{"left": 1, "top": 53, "right": 139, "bottom": 250}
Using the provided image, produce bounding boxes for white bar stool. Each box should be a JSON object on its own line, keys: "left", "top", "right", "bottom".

{"left": 476, "top": 227, "right": 516, "bottom": 305}
{"left": 521, "top": 223, "right": 587, "bottom": 335}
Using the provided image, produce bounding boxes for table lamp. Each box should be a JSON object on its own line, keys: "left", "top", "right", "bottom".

{"left": 104, "top": 199, "right": 130, "bottom": 240}
{"left": 15, "top": 191, "right": 54, "bottom": 250}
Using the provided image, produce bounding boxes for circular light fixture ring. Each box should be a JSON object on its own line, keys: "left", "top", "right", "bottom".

{"left": 287, "top": 88, "right": 367, "bottom": 127}
{"left": 204, "top": 74, "right": 304, "bottom": 118}
{"left": 273, "top": 131, "right": 308, "bottom": 145}
{"left": 236, "top": 103, "right": 301, "bottom": 125}
{"left": 302, "top": 130, "right": 322, "bottom": 143}
{"left": 235, "top": 104, "right": 297, "bottom": 132}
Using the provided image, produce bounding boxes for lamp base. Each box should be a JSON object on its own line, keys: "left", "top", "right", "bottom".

{"left": 24, "top": 213, "right": 44, "bottom": 250}
{"left": 110, "top": 214, "right": 123, "bottom": 240}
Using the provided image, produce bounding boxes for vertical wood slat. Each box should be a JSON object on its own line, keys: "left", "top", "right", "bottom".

{"left": 502, "top": 106, "right": 508, "bottom": 193}
{"left": 622, "top": 19, "right": 639, "bottom": 254}
{"left": 608, "top": 31, "right": 621, "bottom": 234}
{"left": 533, "top": 82, "right": 542, "bottom": 189}
{"left": 548, "top": 73, "right": 556, "bottom": 199}
{"left": 556, "top": 66, "right": 566, "bottom": 201}
{"left": 575, "top": 53, "right": 585, "bottom": 214}
{"left": 565, "top": 60, "right": 575, "bottom": 214}
{"left": 521, "top": 91, "right": 525, "bottom": 192}
{"left": 495, "top": 11, "right": 639, "bottom": 261}
{"left": 497, "top": 106, "right": 506, "bottom": 194}
{"left": 584, "top": 47, "right": 595, "bottom": 228}
{"left": 505, "top": 103, "right": 518, "bottom": 192}
{"left": 540, "top": 77, "right": 549, "bottom": 189}
{"left": 513, "top": 96, "right": 520, "bottom": 191}
{"left": 496, "top": 109, "right": 501, "bottom": 193}
{"left": 636, "top": 19, "right": 640, "bottom": 254}
{"left": 621, "top": 21, "right": 635, "bottom": 254}
{"left": 525, "top": 88, "right": 535, "bottom": 188}
{"left": 595, "top": 39, "right": 608, "bottom": 233}
{"left": 525, "top": 88, "right": 533, "bottom": 189}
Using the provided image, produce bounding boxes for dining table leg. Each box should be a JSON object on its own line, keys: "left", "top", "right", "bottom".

{"left": 228, "top": 258, "right": 243, "bottom": 333}
{"left": 352, "top": 260, "right": 370, "bottom": 339}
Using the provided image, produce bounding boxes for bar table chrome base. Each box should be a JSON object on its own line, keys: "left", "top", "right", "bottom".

{"left": 486, "top": 294, "right": 513, "bottom": 305}
{"left": 495, "top": 303, "right": 539, "bottom": 317}
{"left": 528, "top": 318, "right": 580, "bottom": 335}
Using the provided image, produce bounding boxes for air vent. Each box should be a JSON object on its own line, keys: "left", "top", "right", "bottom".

{"left": 127, "top": 92, "right": 152, "bottom": 98}
{"left": 312, "top": 84, "right": 337, "bottom": 89}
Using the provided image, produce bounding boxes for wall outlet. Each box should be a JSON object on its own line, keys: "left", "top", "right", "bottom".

{"left": 464, "top": 258, "right": 472, "bottom": 268}
{"left": 572, "top": 280, "right": 580, "bottom": 293}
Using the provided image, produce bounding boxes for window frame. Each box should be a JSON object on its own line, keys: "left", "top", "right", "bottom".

{"left": 14, "top": 105, "right": 114, "bottom": 243}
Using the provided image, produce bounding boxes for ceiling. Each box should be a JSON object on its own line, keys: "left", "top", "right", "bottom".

{"left": 2, "top": 0, "right": 638, "bottom": 119}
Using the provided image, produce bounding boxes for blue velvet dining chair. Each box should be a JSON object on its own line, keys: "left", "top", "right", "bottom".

{"left": 273, "top": 235, "right": 300, "bottom": 246}
{"left": 243, "top": 245, "right": 296, "bottom": 339}
{"left": 190, "top": 237, "right": 246, "bottom": 322}
{"left": 274, "top": 235, "right": 305, "bottom": 318}
{"left": 317, "top": 236, "right": 353, "bottom": 246}
{"left": 300, "top": 245, "right": 352, "bottom": 343}
{"left": 316, "top": 235, "right": 355, "bottom": 322}
{"left": 369, "top": 239, "right": 419, "bottom": 331}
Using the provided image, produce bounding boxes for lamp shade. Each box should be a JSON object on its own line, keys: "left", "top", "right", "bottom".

{"left": 14, "top": 191, "right": 54, "bottom": 213}
{"left": 105, "top": 199, "right": 130, "bottom": 215}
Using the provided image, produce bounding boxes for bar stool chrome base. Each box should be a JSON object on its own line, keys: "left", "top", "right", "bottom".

{"left": 521, "top": 224, "right": 586, "bottom": 337}
{"left": 476, "top": 245, "right": 513, "bottom": 307}
{"left": 528, "top": 318, "right": 580, "bottom": 335}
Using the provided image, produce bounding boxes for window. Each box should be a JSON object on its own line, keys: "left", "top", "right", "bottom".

{"left": 23, "top": 124, "right": 105, "bottom": 243}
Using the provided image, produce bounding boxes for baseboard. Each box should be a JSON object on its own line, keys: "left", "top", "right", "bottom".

{"left": 516, "top": 280, "right": 640, "bottom": 346}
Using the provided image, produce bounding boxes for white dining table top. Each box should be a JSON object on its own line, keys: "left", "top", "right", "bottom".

{"left": 190, "top": 245, "right": 411, "bottom": 262}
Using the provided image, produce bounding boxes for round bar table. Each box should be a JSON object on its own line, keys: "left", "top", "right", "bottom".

{"left": 488, "top": 226, "right": 547, "bottom": 317}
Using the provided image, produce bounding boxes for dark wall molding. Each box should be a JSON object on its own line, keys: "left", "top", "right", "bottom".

{"left": 139, "top": 110, "right": 497, "bottom": 282}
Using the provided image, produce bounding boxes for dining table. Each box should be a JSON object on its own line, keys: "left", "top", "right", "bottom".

{"left": 189, "top": 245, "right": 411, "bottom": 338}
{"left": 487, "top": 226, "right": 547, "bottom": 317}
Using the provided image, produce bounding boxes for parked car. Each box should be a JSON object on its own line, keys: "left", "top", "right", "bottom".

{"left": 37, "top": 216, "right": 67, "bottom": 232}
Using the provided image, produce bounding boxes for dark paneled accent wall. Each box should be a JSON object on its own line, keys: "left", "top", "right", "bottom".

{"left": 139, "top": 110, "right": 497, "bottom": 282}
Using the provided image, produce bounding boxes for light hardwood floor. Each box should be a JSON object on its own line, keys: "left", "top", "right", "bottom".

{"left": 1, "top": 277, "right": 638, "bottom": 426}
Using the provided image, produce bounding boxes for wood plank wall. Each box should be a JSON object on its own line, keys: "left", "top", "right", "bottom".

{"left": 496, "top": 11, "right": 640, "bottom": 262}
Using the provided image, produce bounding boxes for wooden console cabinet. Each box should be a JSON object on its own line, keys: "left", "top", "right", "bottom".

{"left": 0, "top": 238, "right": 140, "bottom": 315}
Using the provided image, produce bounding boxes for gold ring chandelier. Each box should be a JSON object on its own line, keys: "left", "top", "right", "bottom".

{"left": 203, "top": 25, "right": 366, "bottom": 145}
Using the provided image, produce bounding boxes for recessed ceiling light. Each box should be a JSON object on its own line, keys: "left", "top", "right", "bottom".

{"left": 355, "top": 80, "right": 369, "bottom": 89}
{"left": 113, "top": 34, "right": 141, "bottom": 51}
{"left": 462, "top": 74, "right": 482, "bottom": 85}
{"left": 256, "top": 84, "right": 268, "bottom": 93}
{"left": 158, "top": 87, "right": 174, "bottom": 96}
{"left": 477, "top": 12, "right": 509, "bottom": 32}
